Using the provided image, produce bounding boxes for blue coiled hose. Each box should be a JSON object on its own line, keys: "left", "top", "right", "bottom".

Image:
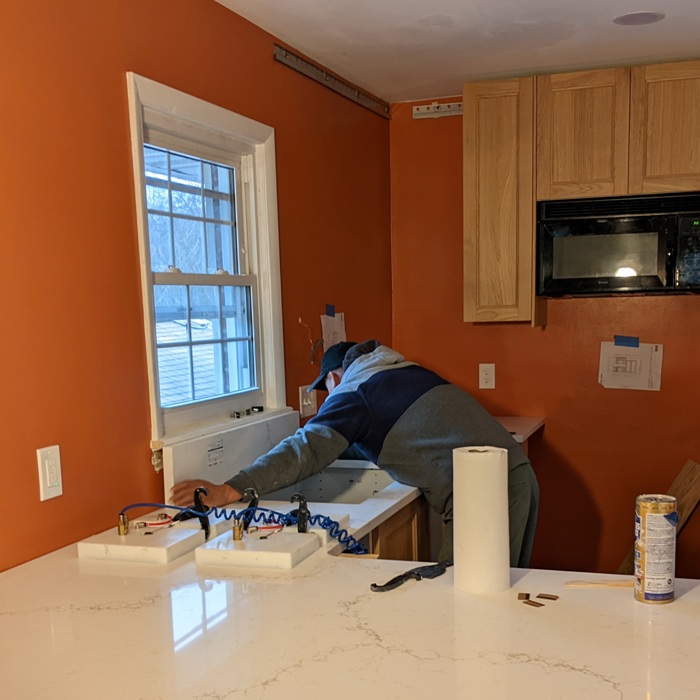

{"left": 119, "top": 502, "right": 367, "bottom": 554}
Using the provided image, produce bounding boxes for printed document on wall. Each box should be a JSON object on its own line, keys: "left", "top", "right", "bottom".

{"left": 598, "top": 342, "right": 663, "bottom": 391}
{"left": 321, "top": 312, "right": 346, "bottom": 351}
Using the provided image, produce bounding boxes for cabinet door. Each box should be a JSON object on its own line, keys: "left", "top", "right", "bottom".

{"left": 629, "top": 60, "right": 700, "bottom": 194}
{"left": 536, "top": 68, "right": 630, "bottom": 199}
{"left": 463, "top": 77, "right": 537, "bottom": 323}
{"left": 370, "top": 496, "right": 430, "bottom": 561}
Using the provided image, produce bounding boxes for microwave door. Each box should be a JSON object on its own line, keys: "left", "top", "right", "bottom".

{"left": 554, "top": 231, "right": 661, "bottom": 278}
{"left": 539, "top": 219, "right": 671, "bottom": 296}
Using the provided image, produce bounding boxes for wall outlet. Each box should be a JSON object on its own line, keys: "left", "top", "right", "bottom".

{"left": 37, "top": 444, "right": 63, "bottom": 500}
{"left": 479, "top": 363, "right": 496, "bottom": 389}
{"left": 299, "top": 385, "right": 318, "bottom": 418}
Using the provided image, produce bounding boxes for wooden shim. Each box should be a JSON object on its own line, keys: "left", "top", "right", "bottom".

{"left": 617, "top": 459, "right": 700, "bottom": 574}
{"left": 565, "top": 579, "right": 633, "bottom": 588}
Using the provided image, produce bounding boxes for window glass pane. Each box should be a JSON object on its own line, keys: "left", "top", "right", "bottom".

{"left": 173, "top": 218, "right": 206, "bottom": 273}
{"left": 153, "top": 284, "right": 255, "bottom": 407}
{"left": 170, "top": 152, "right": 202, "bottom": 184}
{"left": 190, "top": 286, "right": 220, "bottom": 338}
{"left": 158, "top": 346, "right": 193, "bottom": 407}
{"left": 203, "top": 163, "right": 234, "bottom": 220}
{"left": 206, "top": 223, "right": 236, "bottom": 274}
{"left": 204, "top": 193, "right": 232, "bottom": 223}
{"left": 148, "top": 214, "right": 173, "bottom": 272}
{"left": 143, "top": 139, "right": 258, "bottom": 411}
{"left": 144, "top": 146, "right": 169, "bottom": 177}
{"left": 224, "top": 340, "right": 255, "bottom": 392}
{"left": 192, "top": 343, "right": 222, "bottom": 400}
{"left": 170, "top": 153, "right": 203, "bottom": 217}
{"left": 154, "top": 285, "right": 189, "bottom": 344}
{"left": 146, "top": 180, "right": 170, "bottom": 212}
{"left": 144, "top": 145, "right": 238, "bottom": 275}
{"left": 144, "top": 147, "right": 170, "bottom": 212}
{"left": 203, "top": 162, "right": 233, "bottom": 194}
{"left": 222, "top": 286, "right": 253, "bottom": 339}
{"left": 171, "top": 187, "right": 202, "bottom": 217}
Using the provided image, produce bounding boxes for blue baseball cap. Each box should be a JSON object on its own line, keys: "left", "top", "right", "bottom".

{"left": 308, "top": 341, "right": 356, "bottom": 392}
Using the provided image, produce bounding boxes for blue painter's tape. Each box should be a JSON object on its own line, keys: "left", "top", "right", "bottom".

{"left": 614, "top": 335, "right": 640, "bottom": 347}
{"left": 326, "top": 304, "right": 335, "bottom": 317}
{"left": 664, "top": 511, "right": 680, "bottom": 527}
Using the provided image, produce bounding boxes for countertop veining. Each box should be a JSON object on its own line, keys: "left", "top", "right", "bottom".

{"left": 5, "top": 415, "right": 696, "bottom": 699}
{"left": 2, "top": 537, "right": 699, "bottom": 699}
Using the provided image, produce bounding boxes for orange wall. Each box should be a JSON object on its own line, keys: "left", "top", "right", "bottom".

{"left": 4, "top": 1, "right": 698, "bottom": 580}
{"left": 0, "top": 0, "right": 391, "bottom": 572}
{"left": 390, "top": 101, "right": 700, "bottom": 577}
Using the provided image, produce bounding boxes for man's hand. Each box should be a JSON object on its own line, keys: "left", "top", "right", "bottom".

{"left": 170, "top": 480, "right": 241, "bottom": 508}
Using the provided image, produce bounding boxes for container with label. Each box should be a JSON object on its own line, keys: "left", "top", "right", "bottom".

{"left": 634, "top": 494, "right": 677, "bottom": 604}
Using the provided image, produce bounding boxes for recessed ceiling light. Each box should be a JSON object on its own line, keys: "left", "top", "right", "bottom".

{"left": 613, "top": 11, "right": 666, "bottom": 26}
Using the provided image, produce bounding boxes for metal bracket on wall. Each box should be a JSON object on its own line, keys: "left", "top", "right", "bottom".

{"left": 412, "top": 101, "right": 463, "bottom": 119}
{"left": 273, "top": 45, "right": 390, "bottom": 119}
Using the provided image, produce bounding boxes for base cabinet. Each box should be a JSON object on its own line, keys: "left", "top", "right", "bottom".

{"left": 368, "top": 495, "right": 431, "bottom": 561}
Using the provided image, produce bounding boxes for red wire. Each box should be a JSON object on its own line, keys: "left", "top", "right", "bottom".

{"left": 140, "top": 515, "right": 173, "bottom": 527}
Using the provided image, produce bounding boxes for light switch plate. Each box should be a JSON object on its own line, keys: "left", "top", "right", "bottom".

{"left": 299, "top": 385, "right": 318, "bottom": 417}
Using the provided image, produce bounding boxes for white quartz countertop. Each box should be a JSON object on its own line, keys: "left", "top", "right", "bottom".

{"left": 2, "top": 537, "right": 699, "bottom": 699}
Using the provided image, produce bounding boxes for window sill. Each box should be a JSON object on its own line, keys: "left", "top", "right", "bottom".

{"left": 151, "top": 406, "right": 295, "bottom": 450}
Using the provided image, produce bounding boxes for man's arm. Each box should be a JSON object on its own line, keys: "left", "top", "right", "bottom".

{"left": 171, "top": 390, "right": 369, "bottom": 506}
{"left": 170, "top": 426, "right": 346, "bottom": 507}
{"left": 225, "top": 422, "right": 350, "bottom": 496}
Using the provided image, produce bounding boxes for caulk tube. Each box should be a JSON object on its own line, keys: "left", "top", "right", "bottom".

{"left": 452, "top": 446, "right": 510, "bottom": 594}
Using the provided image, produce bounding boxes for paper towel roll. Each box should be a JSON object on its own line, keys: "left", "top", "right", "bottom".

{"left": 452, "top": 446, "right": 510, "bottom": 594}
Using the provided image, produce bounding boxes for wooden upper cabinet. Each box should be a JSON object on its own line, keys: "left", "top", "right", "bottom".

{"left": 463, "top": 60, "right": 700, "bottom": 326}
{"left": 463, "top": 77, "right": 541, "bottom": 324}
{"left": 536, "top": 68, "right": 630, "bottom": 199}
{"left": 629, "top": 60, "right": 700, "bottom": 194}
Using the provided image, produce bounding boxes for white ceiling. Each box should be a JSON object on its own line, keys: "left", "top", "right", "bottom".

{"left": 216, "top": 0, "right": 700, "bottom": 103}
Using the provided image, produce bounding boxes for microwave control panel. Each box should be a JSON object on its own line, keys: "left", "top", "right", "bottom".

{"left": 676, "top": 216, "right": 700, "bottom": 288}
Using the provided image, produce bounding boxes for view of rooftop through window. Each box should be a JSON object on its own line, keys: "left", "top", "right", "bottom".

{"left": 144, "top": 146, "right": 256, "bottom": 408}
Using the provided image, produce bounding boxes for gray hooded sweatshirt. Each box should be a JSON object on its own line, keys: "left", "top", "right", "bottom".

{"left": 227, "top": 345, "right": 532, "bottom": 523}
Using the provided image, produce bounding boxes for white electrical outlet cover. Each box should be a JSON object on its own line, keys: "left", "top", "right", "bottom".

{"left": 478, "top": 363, "right": 496, "bottom": 389}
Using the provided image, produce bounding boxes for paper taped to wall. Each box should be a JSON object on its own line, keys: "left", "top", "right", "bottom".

{"left": 598, "top": 342, "right": 663, "bottom": 391}
{"left": 321, "top": 311, "right": 346, "bottom": 351}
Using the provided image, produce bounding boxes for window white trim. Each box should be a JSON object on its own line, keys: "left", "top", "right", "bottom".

{"left": 126, "top": 73, "right": 287, "bottom": 444}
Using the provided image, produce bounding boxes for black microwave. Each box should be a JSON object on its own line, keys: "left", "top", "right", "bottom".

{"left": 537, "top": 192, "right": 700, "bottom": 297}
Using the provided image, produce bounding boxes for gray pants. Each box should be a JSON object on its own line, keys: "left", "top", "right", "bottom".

{"left": 438, "top": 462, "right": 539, "bottom": 567}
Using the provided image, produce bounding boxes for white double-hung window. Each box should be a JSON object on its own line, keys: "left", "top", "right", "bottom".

{"left": 127, "top": 74, "right": 286, "bottom": 442}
